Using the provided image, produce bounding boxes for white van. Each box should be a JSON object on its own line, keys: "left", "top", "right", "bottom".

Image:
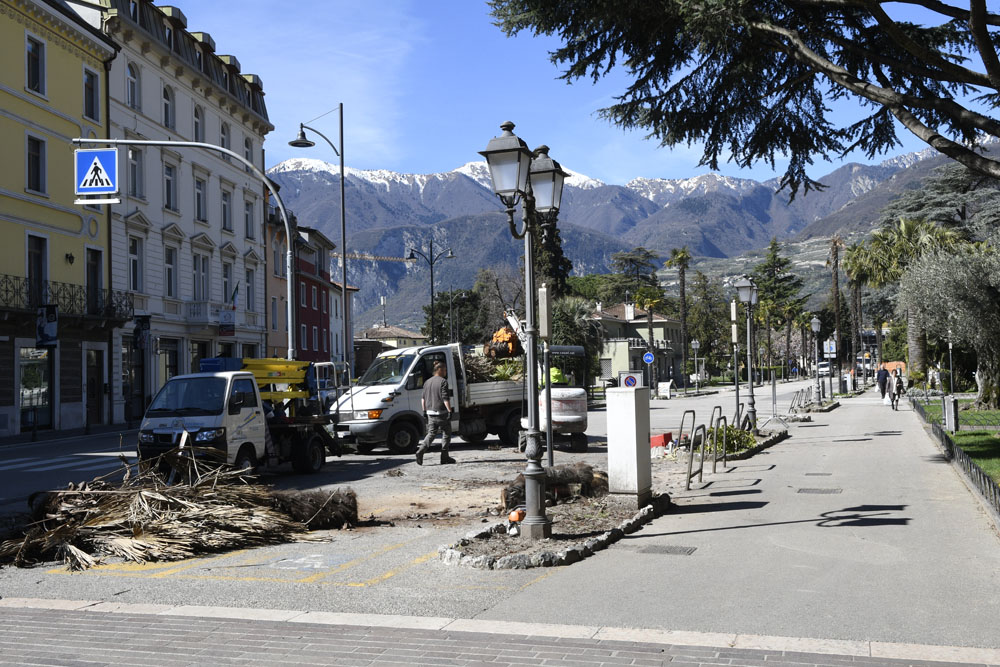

{"left": 818, "top": 361, "right": 831, "bottom": 377}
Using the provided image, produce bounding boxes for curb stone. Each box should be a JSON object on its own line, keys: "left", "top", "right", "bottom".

{"left": 439, "top": 499, "right": 667, "bottom": 570}
{"left": 727, "top": 429, "right": 789, "bottom": 461}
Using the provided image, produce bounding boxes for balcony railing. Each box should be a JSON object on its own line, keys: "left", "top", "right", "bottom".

{"left": 0, "top": 274, "right": 133, "bottom": 322}
{"left": 612, "top": 337, "right": 672, "bottom": 350}
{"left": 186, "top": 300, "right": 219, "bottom": 325}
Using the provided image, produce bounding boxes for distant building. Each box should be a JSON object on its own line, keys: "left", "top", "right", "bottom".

{"left": 591, "top": 302, "right": 681, "bottom": 388}
{"left": 0, "top": 0, "right": 125, "bottom": 436}
{"left": 359, "top": 325, "right": 426, "bottom": 350}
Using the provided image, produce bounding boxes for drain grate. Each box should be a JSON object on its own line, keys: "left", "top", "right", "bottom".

{"left": 805, "top": 473, "right": 832, "bottom": 476}
{"left": 638, "top": 545, "right": 697, "bottom": 555}
{"left": 798, "top": 488, "right": 843, "bottom": 494}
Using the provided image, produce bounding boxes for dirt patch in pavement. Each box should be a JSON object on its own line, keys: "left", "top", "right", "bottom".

{"left": 457, "top": 497, "right": 638, "bottom": 560}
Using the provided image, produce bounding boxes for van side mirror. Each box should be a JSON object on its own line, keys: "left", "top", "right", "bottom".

{"left": 228, "top": 393, "right": 245, "bottom": 414}
{"left": 405, "top": 375, "right": 417, "bottom": 391}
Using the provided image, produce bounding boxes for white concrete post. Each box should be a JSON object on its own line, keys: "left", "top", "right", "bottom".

{"left": 606, "top": 387, "right": 652, "bottom": 508}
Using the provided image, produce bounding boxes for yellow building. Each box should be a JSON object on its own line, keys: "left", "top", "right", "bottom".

{"left": 0, "top": 0, "right": 128, "bottom": 437}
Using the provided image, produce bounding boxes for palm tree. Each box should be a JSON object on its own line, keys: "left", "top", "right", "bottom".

{"left": 794, "top": 311, "right": 814, "bottom": 376}
{"left": 863, "top": 218, "right": 963, "bottom": 376}
{"left": 827, "top": 235, "right": 845, "bottom": 381}
{"left": 665, "top": 246, "right": 692, "bottom": 390}
{"left": 842, "top": 242, "right": 869, "bottom": 379}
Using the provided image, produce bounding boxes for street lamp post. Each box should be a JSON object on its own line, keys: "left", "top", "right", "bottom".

{"left": 948, "top": 328, "right": 954, "bottom": 394}
{"left": 811, "top": 316, "right": 822, "bottom": 404}
{"left": 735, "top": 276, "right": 759, "bottom": 432}
{"left": 691, "top": 339, "right": 700, "bottom": 395}
{"left": 289, "top": 105, "right": 350, "bottom": 373}
{"left": 407, "top": 239, "right": 455, "bottom": 345}
{"left": 480, "top": 122, "right": 567, "bottom": 540}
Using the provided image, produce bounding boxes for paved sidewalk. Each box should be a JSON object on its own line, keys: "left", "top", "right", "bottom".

{"left": 1, "top": 600, "right": 998, "bottom": 666}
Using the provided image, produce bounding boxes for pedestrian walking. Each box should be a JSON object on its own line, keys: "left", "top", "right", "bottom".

{"left": 416, "top": 361, "right": 455, "bottom": 465}
{"left": 877, "top": 365, "right": 890, "bottom": 399}
{"left": 890, "top": 369, "right": 906, "bottom": 411}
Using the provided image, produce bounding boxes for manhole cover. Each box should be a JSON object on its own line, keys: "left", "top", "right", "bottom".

{"left": 805, "top": 473, "right": 832, "bottom": 476}
{"left": 797, "top": 488, "right": 843, "bottom": 494}
{"left": 638, "top": 545, "right": 697, "bottom": 555}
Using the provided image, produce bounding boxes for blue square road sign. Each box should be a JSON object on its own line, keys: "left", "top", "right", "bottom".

{"left": 75, "top": 148, "right": 118, "bottom": 195}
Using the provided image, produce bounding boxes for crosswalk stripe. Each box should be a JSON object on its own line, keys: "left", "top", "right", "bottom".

{"left": 0, "top": 455, "right": 79, "bottom": 472}
{"left": 18, "top": 457, "right": 129, "bottom": 473}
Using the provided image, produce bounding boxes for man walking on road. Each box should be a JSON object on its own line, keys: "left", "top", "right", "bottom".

{"left": 876, "top": 365, "right": 890, "bottom": 399}
{"left": 416, "top": 361, "right": 455, "bottom": 465}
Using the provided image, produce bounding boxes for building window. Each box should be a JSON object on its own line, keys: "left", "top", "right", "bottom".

{"left": 299, "top": 281, "right": 306, "bottom": 307}
{"left": 164, "top": 246, "right": 177, "bottom": 298}
{"left": 244, "top": 201, "right": 254, "bottom": 239}
{"left": 83, "top": 68, "right": 99, "bottom": 121}
{"left": 272, "top": 241, "right": 280, "bottom": 276}
{"left": 162, "top": 85, "right": 174, "bottom": 128}
{"left": 195, "top": 48, "right": 203, "bottom": 72}
{"left": 300, "top": 324, "right": 307, "bottom": 351}
{"left": 244, "top": 137, "right": 253, "bottom": 172}
{"left": 126, "top": 63, "right": 140, "bottom": 110}
{"left": 128, "top": 236, "right": 143, "bottom": 292}
{"left": 164, "top": 23, "right": 173, "bottom": 51}
{"left": 163, "top": 163, "right": 177, "bottom": 210}
{"left": 222, "top": 261, "right": 233, "bottom": 305}
{"left": 323, "top": 293, "right": 327, "bottom": 314}
{"left": 128, "top": 147, "right": 144, "bottom": 198}
{"left": 311, "top": 286, "right": 317, "bottom": 309}
{"left": 193, "top": 106, "right": 204, "bottom": 142}
{"left": 27, "top": 234, "right": 47, "bottom": 307}
{"left": 271, "top": 297, "right": 278, "bottom": 330}
{"left": 220, "top": 123, "right": 230, "bottom": 161}
{"left": 221, "top": 190, "right": 232, "bottom": 231}
{"left": 128, "top": 0, "right": 138, "bottom": 21}
{"left": 194, "top": 178, "right": 207, "bottom": 221}
{"left": 26, "top": 135, "right": 45, "bottom": 194}
{"left": 26, "top": 35, "right": 45, "bottom": 95}
{"left": 245, "top": 268, "right": 255, "bottom": 311}
{"left": 312, "top": 326, "right": 318, "bottom": 352}
{"left": 193, "top": 253, "right": 209, "bottom": 301}
{"left": 323, "top": 329, "right": 328, "bottom": 353}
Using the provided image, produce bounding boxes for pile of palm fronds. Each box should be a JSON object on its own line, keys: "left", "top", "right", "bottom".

{"left": 0, "top": 448, "right": 357, "bottom": 570}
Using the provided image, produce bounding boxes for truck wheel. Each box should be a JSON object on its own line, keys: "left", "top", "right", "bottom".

{"left": 461, "top": 432, "right": 487, "bottom": 443}
{"left": 569, "top": 433, "right": 588, "bottom": 453}
{"left": 292, "top": 435, "right": 326, "bottom": 474}
{"left": 386, "top": 422, "right": 420, "bottom": 454}
{"left": 234, "top": 444, "right": 257, "bottom": 472}
{"left": 498, "top": 412, "right": 521, "bottom": 447}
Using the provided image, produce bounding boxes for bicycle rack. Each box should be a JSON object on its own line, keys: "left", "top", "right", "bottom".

{"left": 685, "top": 423, "right": 709, "bottom": 490}
{"left": 712, "top": 415, "right": 728, "bottom": 473}
{"left": 677, "top": 409, "right": 696, "bottom": 452}
{"left": 709, "top": 405, "right": 723, "bottom": 431}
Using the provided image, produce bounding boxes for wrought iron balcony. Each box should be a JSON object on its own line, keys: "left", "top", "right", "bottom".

{"left": 0, "top": 274, "right": 133, "bottom": 322}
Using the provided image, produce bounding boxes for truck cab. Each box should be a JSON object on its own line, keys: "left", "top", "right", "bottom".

{"left": 138, "top": 371, "right": 266, "bottom": 466}
{"left": 332, "top": 343, "right": 522, "bottom": 454}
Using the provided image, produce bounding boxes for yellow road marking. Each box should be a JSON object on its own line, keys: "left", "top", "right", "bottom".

{"left": 45, "top": 550, "right": 248, "bottom": 576}
{"left": 296, "top": 542, "right": 406, "bottom": 583}
{"left": 520, "top": 570, "right": 554, "bottom": 590}
{"left": 149, "top": 550, "right": 249, "bottom": 578}
{"left": 344, "top": 550, "right": 438, "bottom": 587}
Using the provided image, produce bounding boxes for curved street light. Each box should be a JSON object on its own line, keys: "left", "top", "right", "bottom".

{"left": 480, "top": 121, "right": 567, "bottom": 540}
{"left": 288, "top": 104, "right": 350, "bottom": 376}
{"left": 407, "top": 240, "right": 455, "bottom": 345}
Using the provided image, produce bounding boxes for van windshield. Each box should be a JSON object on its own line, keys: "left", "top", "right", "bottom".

{"left": 146, "top": 377, "right": 227, "bottom": 416}
{"left": 357, "top": 355, "right": 414, "bottom": 386}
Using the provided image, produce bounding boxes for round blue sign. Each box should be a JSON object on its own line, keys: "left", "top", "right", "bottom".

{"left": 642, "top": 352, "right": 654, "bottom": 364}
{"left": 624, "top": 375, "right": 637, "bottom": 387}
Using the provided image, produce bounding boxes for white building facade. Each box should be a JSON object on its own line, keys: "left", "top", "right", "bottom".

{"left": 101, "top": 1, "right": 272, "bottom": 421}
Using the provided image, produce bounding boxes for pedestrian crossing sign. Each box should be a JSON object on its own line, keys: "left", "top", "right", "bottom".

{"left": 74, "top": 148, "right": 118, "bottom": 195}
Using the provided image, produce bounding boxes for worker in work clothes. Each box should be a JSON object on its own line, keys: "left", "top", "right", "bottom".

{"left": 416, "top": 361, "right": 455, "bottom": 465}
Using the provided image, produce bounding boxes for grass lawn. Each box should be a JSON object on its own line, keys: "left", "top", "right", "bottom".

{"left": 952, "top": 431, "right": 1000, "bottom": 484}
{"left": 921, "top": 399, "right": 1000, "bottom": 428}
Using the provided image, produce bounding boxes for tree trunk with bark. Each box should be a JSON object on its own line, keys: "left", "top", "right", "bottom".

{"left": 906, "top": 309, "right": 927, "bottom": 378}
{"left": 973, "top": 356, "right": 1000, "bottom": 410}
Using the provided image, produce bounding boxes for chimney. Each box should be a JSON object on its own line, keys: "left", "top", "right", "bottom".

{"left": 625, "top": 303, "right": 635, "bottom": 320}
{"left": 595, "top": 301, "right": 602, "bottom": 313}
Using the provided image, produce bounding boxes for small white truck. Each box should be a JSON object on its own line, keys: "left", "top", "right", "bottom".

{"left": 332, "top": 343, "right": 524, "bottom": 453}
{"left": 137, "top": 358, "right": 340, "bottom": 473}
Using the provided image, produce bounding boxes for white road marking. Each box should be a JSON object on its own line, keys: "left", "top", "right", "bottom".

{"left": 0, "top": 456, "right": 77, "bottom": 472}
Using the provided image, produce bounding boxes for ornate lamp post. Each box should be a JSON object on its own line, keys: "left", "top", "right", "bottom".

{"left": 735, "top": 276, "right": 758, "bottom": 432}
{"left": 811, "top": 316, "right": 822, "bottom": 404}
{"left": 480, "top": 121, "right": 567, "bottom": 540}
{"left": 407, "top": 240, "right": 455, "bottom": 345}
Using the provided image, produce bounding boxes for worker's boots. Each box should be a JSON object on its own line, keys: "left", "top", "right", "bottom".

{"left": 415, "top": 445, "right": 428, "bottom": 466}
{"left": 440, "top": 451, "right": 456, "bottom": 465}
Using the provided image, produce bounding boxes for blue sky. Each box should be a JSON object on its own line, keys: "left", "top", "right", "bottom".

{"left": 181, "top": 1, "right": 951, "bottom": 185}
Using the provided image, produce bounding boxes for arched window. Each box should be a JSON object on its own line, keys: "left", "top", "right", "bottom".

{"left": 126, "top": 63, "right": 140, "bottom": 110}
{"left": 193, "top": 106, "right": 204, "bottom": 142}
{"left": 162, "top": 85, "right": 174, "bottom": 128}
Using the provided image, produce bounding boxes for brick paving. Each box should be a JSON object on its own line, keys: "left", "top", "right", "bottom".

{"left": 0, "top": 607, "right": 995, "bottom": 667}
